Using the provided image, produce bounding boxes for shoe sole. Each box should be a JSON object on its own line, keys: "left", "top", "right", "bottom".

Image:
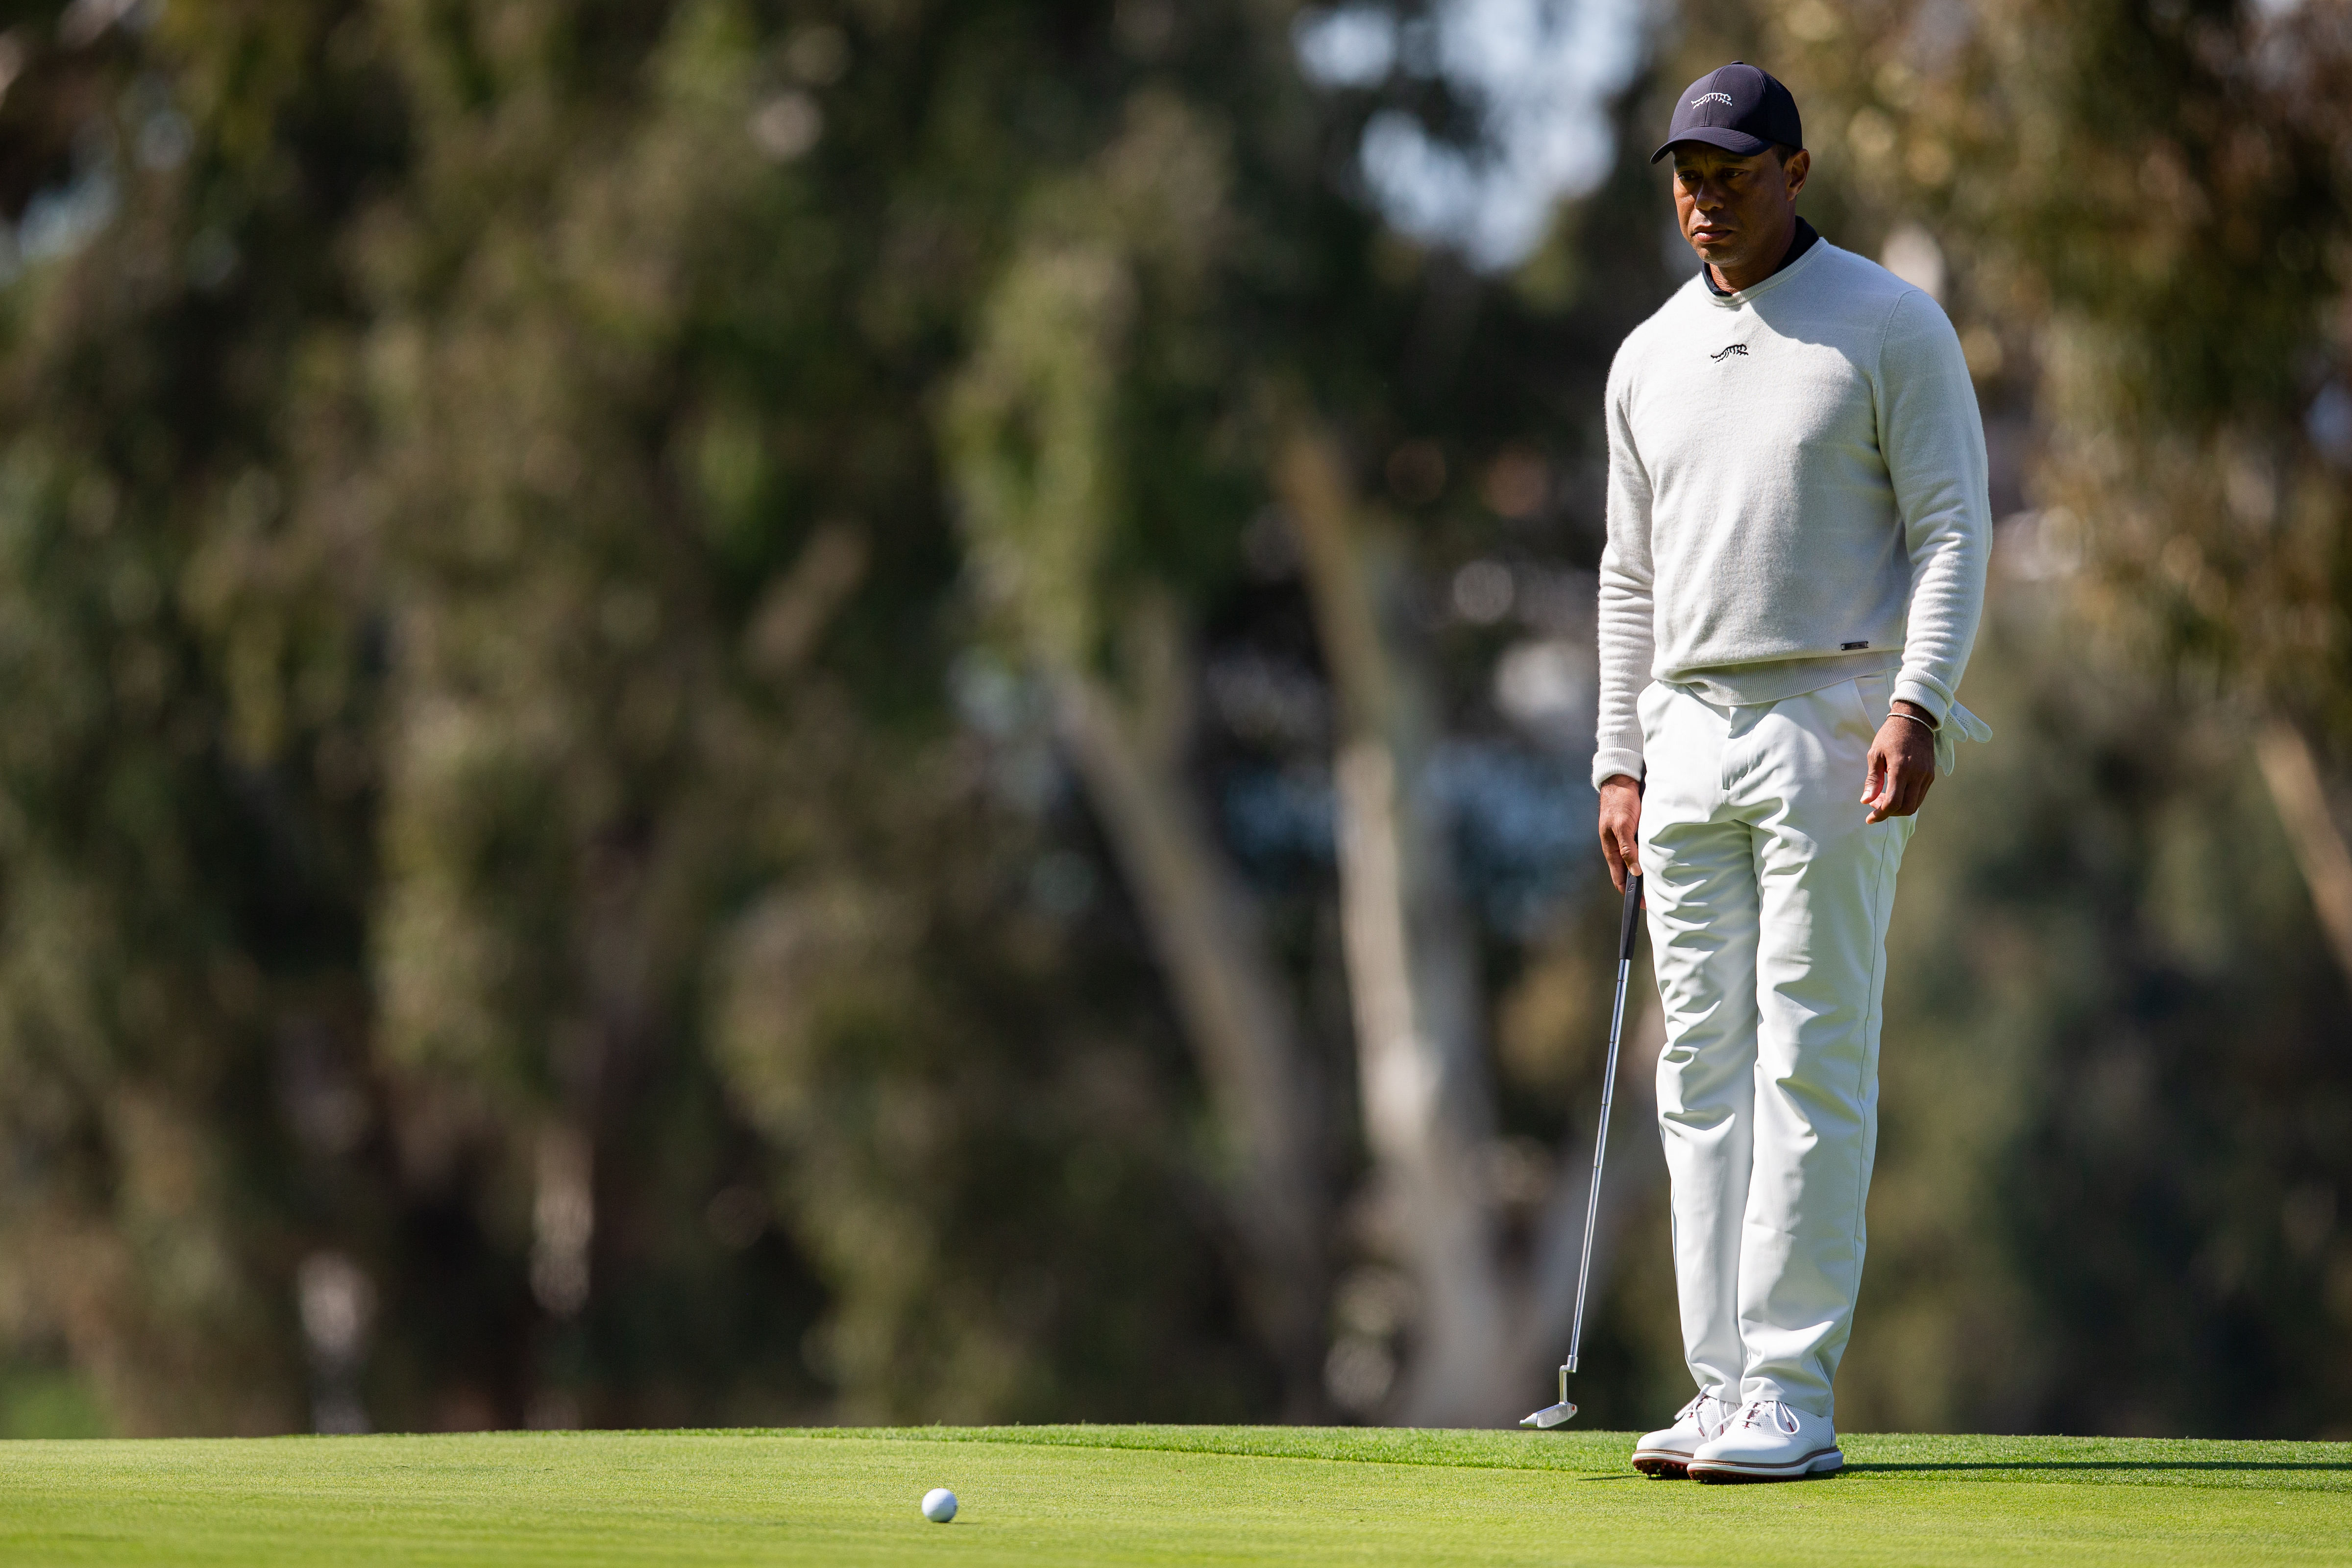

{"left": 1688, "top": 1447, "right": 1843, "bottom": 1484}
{"left": 1629, "top": 1450, "right": 1691, "bottom": 1479}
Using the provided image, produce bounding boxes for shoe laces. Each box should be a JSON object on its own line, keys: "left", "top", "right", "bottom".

{"left": 1674, "top": 1391, "right": 1730, "bottom": 1428}
{"left": 1732, "top": 1397, "right": 1800, "bottom": 1436}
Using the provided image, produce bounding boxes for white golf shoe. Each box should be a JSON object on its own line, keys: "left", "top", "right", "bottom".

{"left": 1687, "top": 1397, "right": 1843, "bottom": 1483}
{"left": 1629, "top": 1391, "right": 1736, "bottom": 1478}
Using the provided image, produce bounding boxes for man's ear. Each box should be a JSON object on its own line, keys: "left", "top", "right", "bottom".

{"left": 1783, "top": 148, "right": 1811, "bottom": 200}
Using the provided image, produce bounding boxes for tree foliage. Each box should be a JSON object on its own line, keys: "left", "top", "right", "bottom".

{"left": 0, "top": 0, "right": 2345, "bottom": 1442}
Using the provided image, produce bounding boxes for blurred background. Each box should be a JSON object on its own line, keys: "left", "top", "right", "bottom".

{"left": 0, "top": 0, "right": 2345, "bottom": 1442}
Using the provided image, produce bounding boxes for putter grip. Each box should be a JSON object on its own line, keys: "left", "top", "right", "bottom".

{"left": 1617, "top": 873, "right": 1642, "bottom": 961}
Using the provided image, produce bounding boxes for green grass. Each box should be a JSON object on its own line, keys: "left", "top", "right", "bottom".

{"left": 1, "top": 1425, "right": 2346, "bottom": 1565}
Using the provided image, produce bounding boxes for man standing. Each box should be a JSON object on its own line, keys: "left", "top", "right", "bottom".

{"left": 1595, "top": 62, "right": 1990, "bottom": 1482}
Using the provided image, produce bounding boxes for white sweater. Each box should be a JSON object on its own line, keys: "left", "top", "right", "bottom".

{"left": 1593, "top": 238, "right": 1990, "bottom": 789}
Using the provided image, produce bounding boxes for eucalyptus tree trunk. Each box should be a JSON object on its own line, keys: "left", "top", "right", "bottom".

{"left": 1275, "top": 428, "right": 1507, "bottom": 1423}
{"left": 945, "top": 95, "right": 1659, "bottom": 1422}
{"left": 2254, "top": 719, "right": 2352, "bottom": 987}
{"left": 1049, "top": 634, "right": 1331, "bottom": 1412}
{"left": 943, "top": 128, "right": 1332, "bottom": 1407}
{"left": 1277, "top": 424, "right": 1662, "bottom": 1425}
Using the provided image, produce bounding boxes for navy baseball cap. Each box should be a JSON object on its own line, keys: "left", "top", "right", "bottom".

{"left": 1651, "top": 61, "right": 1803, "bottom": 163}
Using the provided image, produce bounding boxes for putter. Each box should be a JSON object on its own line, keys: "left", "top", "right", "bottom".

{"left": 1522, "top": 870, "right": 1643, "bottom": 1430}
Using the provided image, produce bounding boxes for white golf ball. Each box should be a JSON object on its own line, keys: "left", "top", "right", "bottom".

{"left": 921, "top": 1487, "right": 957, "bottom": 1523}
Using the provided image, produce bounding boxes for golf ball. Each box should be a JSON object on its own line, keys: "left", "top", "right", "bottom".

{"left": 921, "top": 1487, "right": 957, "bottom": 1523}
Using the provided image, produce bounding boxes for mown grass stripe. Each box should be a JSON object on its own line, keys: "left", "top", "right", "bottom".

{"left": 804, "top": 1424, "right": 2352, "bottom": 1489}
{"left": 0, "top": 1429, "right": 2346, "bottom": 1564}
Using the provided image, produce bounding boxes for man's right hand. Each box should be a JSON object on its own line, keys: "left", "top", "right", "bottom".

{"left": 1598, "top": 774, "right": 1642, "bottom": 892}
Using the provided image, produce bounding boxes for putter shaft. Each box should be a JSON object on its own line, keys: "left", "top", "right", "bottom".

{"left": 1522, "top": 872, "right": 1641, "bottom": 1428}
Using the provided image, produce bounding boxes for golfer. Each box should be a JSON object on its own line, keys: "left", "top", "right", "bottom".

{"left": 1596, "top": 62, "right": 1991, "bottom": 1482}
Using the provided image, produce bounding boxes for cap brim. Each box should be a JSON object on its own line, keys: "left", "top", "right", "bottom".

{"left": 1650, "top": 126, "right": 1774, "bottom": 164}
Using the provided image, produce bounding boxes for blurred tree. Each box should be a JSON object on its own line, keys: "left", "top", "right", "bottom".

{"left": 1275, "top": 424, "right": 1647, "bottom": 1423}
{"left": 21, "top": 0, "right": 2208, "bottom": 1443}
{"left": 0, "top": 0, "right": 1338, "bottom": 1432}
{"left": 1850, "top": 578, "right": 2352, "bottom": 1439}
{"left": 937, "top": 0, "right": 1692, "bottom": 1422}
{"left": 943, "top": 92, "right": 1335, "bottom": 1412}
{"left": 0, "top": 0, "right": 396, "bottom": 1434}
{"left": 296, "top": 0, "right": 1314, "bottom": 1427}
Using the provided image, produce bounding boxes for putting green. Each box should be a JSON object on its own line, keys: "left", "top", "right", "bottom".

{"left": 1, "top": 1425, "right": 2345, "bottom": 1565}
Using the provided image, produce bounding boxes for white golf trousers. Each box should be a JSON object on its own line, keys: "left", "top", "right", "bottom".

{"left": 1637, "top": 673, "right": 1914, "bottom": 1421}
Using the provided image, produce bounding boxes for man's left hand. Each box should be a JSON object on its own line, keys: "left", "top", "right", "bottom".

{"left": 1862, "top": 700, "right": 1937, "bottom": 823}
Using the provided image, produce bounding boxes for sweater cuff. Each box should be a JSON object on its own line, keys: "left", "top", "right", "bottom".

{"left": 1592, "top": 748, "right": 1645, "bottom": 792}
{"left": 1892, "top": 673, "right": 1953, "bottom": 727}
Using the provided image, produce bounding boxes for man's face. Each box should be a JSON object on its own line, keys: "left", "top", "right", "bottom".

{"left": 1671, "top": 145, "right": 1810, "bottom": 276}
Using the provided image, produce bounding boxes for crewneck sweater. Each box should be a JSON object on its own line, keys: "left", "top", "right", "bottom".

{"left": 1592, "top": 235, "right": 1990, "bottom": 789}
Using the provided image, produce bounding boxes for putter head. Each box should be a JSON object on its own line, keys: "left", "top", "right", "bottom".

{"left": 1521, "top": 1364, "right": 1576, "bottom": 1429}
